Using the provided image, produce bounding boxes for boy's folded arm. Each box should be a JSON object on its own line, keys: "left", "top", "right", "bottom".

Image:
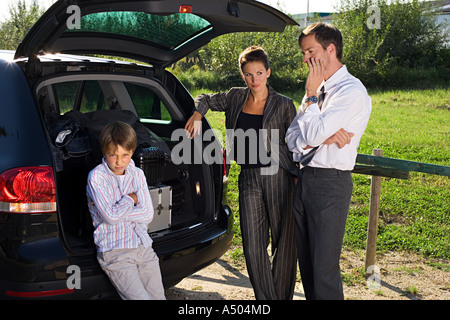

{"left": 99, "top": 195, "right": 135, "bottom": 224}
{"left": 88, "top": 176, "right": 134, "bottom": 224}
{"left": 124, "top": 171, "right": 154, "bottom": 223}
{"left": 126, "top": 190, "right": 154, "bottom": 223}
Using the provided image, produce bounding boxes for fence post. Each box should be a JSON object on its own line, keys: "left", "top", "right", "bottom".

{"left": 365, "top": 148, "right": 383, "bottom": 276}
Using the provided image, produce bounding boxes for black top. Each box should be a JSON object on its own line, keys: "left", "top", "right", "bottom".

{"left": 234, "top": 111, "right": 270, "bottom": 169}
{"left": 195, "top": 86, "right": 298, "bottom": 177}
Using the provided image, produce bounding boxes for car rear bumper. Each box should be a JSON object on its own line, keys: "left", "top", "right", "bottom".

{"left": 159, "top": 221, "right": 234, "bottom": 288}
{"left": 0, "top": 206, "right": 234, "bottom": 299}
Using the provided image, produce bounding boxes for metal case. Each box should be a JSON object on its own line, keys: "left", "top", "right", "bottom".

{"left": 148, "top": 185, "right": 172, "bottom": 232}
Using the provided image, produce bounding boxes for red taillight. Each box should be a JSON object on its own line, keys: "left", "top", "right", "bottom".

{"left": 222, "top": 149, "right": 228, "bottom": 183}
{"left": 179, "top": 5, "right": 193, "bottom": 13}
{"left": 0, "top": 167, "right": 56, "bottom": 213}
{"left": 6, "top": 288, "right": 74, "bottom": 298}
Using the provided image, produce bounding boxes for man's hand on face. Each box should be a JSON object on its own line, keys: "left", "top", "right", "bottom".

{"left": 305, "top": 57, "right": 325, "bottom": 97}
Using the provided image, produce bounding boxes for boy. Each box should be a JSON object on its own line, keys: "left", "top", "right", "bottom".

{"left": 86, "top": 121, "right": 165, "bottom": 300}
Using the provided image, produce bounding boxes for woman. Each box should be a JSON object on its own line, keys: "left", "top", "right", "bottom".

{"left": 185, "top": 46, "right": 297, "bottom": 300}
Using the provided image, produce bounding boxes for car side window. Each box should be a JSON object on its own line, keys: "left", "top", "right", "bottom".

{"left": 53, "top": 81, "right": 78, "bottom": 114}
{"left": 125, "top": 82, "right": 172, "bottom": 123}
{"left": 79, "top": 81, "right": 108, "bottom": 113}
{"left": 50, "top": 80, "right": 108, "bottom": 114}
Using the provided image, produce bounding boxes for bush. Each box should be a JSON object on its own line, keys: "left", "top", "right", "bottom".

{"left": 333, "top": 0, "right": 449, "bottom": 88}
{"left": 0, "top": 0, "right": 44, "bottom": 50}
{"left": 171, "top": 24, "right": 305, "bottom": 92}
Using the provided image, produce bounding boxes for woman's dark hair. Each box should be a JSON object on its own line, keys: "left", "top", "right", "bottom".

{"left": 239, "top": 46, "right": 270, "bottom": 72}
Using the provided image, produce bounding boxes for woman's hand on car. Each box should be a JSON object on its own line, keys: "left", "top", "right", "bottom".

{"left": 184, "top": 111, "right": 203, "bottom": 139}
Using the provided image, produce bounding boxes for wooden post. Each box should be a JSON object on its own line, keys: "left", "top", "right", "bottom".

{"left": 365, "top": 148, "right": 383, "bottom": 276}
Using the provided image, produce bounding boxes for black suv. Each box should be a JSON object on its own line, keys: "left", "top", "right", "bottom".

{"left": 0, "top": 0, "right": 296, "bottom": 299}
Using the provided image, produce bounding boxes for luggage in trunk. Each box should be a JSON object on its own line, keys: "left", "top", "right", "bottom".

{"left": 148, "top": 185, "right": 172, "bottom": 232}
{"left": 132, "top": 146, "right": 178, "bottom": 186}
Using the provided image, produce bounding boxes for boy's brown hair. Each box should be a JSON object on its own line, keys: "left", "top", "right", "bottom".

{"left": 238, "top": 46, "right": 270, "bottom": 72}
{"left": 99, "top": 121, "right": 137, "bottom": 155}
{"left": 299, "top": 22, "right": 343, "bottom": 62}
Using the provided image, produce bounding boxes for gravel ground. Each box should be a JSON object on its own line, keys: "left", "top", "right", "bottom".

{"left": 166, "top": 248, "right": 449, "bottom": 300}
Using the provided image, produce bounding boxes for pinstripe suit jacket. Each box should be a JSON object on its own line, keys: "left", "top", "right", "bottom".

{"left": 194, "top": 86, "right": 298, "bottom": 176}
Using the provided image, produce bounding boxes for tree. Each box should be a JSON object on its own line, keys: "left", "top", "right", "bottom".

{"left": 333, "top": 0, "right": 448, "bottom": 87}
{"left": 173, "top": 24, "right": 304, "bottom": 92}
{"left": 0, "top": 0, "right": 45, "bottom": 50}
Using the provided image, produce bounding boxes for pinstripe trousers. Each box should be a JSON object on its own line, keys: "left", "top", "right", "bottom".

{"left": 238, "top": 166, "right": 297, "bottom": 300}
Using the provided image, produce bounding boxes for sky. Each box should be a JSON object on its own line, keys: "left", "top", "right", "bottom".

{"left": 260, "top": 0, "right": 339, "bottom": 14}
{"left": 0, "top": 0, "right": 339, "bottom": 22}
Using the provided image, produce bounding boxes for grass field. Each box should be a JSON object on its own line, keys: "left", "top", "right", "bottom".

{"left": 192, "top": 88, "right": 449, "bottom": 260}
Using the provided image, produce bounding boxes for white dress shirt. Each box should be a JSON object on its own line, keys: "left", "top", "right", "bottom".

{"left": 286, "top": 66, "right": 372, "bottom": 171}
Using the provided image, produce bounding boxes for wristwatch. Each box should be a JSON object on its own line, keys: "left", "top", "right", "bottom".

{"left": 305, "top": 95, "right": 318, "bottom": 103}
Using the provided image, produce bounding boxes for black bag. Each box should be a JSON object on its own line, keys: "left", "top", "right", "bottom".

{"left": 45, "top": 113, "right": 92, "bottom": 160}
{"left": 65, "top": 109, "right": 171, "bottom": 161}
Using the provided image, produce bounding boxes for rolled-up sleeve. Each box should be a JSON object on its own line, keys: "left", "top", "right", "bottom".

{"left": 194, "top": 92, "right": 228, "bottom": 115}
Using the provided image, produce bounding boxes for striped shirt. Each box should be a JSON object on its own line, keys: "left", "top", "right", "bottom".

{"left": 86, "top": 158, "right": 154, "bottom": 252}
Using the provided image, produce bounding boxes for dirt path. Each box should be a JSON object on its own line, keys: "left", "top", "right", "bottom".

{"left": 166, "top": 248, "right": 449, "bottom": 300}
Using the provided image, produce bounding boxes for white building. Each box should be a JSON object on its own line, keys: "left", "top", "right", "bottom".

{"left": 291, "top": 1, "right": 449, "bottom": 46}
{"left": 291, "top": 12, "right": 333, "bottom": 27}
{"left": 434, "top": 0, "right": 450, "bottom": 45}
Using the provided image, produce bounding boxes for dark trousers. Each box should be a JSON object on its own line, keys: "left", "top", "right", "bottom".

{"left": 293, "top": 166, "right": 353, "bottom": 300}
{"left": 238, "top": 167, "right": 297, "bottom": 300}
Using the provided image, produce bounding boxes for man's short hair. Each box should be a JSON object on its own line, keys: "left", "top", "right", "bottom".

{"left": 299, "top": 22, "right": 343, "bottom": 62}
{"left": 100, "top": 121, "right": 137, "bottom": 155}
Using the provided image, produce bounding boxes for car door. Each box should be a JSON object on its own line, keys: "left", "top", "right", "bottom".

{"left": 15, "top": 0, "right": 297, "bottom": 69}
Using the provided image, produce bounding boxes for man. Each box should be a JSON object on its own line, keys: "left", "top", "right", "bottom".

{"left": 286, "top": 22, "right": 371, "bottom": 300}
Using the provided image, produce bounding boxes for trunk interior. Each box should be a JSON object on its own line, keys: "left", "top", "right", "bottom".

{"left": 34, "top": 69, "right": 216, "bottom": 253}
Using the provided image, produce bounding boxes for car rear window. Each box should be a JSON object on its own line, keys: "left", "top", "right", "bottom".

{"left": 66, "top": 11, "right": 211, "bottom": 49}
{"left": 38, "top": 80, "right": 172, "bottom": 124}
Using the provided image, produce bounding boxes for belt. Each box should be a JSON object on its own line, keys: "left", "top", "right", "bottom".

{"left": 301, "top": 166, "right": 351, "bottom": 176}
